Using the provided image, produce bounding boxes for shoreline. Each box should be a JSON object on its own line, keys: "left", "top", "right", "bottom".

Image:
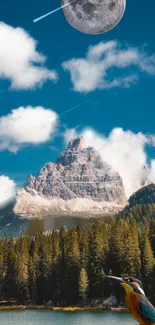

{"left": 0, "top": 305, "right": 128, "bottom": 312}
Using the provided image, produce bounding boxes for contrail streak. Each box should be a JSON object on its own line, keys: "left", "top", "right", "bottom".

{"left": 59, "top": 99, "right": 92, "bottom": 117}
{"left": 33, "top": 0, "right": 76, "bottom": 23}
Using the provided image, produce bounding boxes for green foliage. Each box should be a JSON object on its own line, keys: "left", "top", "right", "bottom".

{"left": 128, "top": 184, "right": 155, "bottom": 206}
{"left": 78, "top": 268, "right": 89, "bottom": 305}
{"left": 0, "top": 217, "right": 155, "bottom": 305}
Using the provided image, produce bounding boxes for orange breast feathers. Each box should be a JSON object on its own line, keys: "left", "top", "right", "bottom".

{"left": 125, "top": 292, "right": 153, "bottom": 325}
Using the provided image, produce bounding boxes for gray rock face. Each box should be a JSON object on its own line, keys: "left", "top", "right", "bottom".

{"left": 26, "top": 137, "right": 126, "bottom": 204}
{"left": 103, "top": 295, "right": 119, "bottom": 307}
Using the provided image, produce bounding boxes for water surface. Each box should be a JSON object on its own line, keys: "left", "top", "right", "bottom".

{"left": 0, "top": 310, "right": 137, "bottom": 325}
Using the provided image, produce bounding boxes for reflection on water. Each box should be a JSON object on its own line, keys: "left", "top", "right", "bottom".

{"left": 0, "top": 310, "right": 137, "bottom": 325}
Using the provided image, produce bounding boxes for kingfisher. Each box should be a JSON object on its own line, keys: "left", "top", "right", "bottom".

{"left": 105, "top": 275, "right": 155, "bottom": 325}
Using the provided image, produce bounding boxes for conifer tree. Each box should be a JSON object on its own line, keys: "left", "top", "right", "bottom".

{"left": 3, "top": 241, "right": 18, "bottom": 300}
{"left": 0, "top": 215, "right": 155, "bottom": 305}
{"left": 140, "top": 229, "right": 155, "bottom": 296}
{"left": 28, "top": 256, "right": 37, "bottom": 304}
{"left": 78, "top": 268, "right": 89, "bottom": 306}
{"left": 64, "top": 229, "right": 80, "bottom": 304}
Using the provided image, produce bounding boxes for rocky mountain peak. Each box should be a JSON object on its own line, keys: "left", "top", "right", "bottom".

{"left": 56, "top": 136, "right": 101, "bottom": 166}
{"left": 68, "top": 136, "right": 87, "bottom": 151}
{"left": 25, "top": 137, "right": 126, "bottom": 207}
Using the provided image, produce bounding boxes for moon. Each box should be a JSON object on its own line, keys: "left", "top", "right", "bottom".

{"left": 62, "top": 0, "right": 126, "bottom": 35}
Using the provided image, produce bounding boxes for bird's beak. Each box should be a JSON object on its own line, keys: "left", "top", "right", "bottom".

{"left": 104, "top": 275, "right": 125, "bottom": 284}
{"left": 104, "top": 276, "right": 133, "bottom": 293}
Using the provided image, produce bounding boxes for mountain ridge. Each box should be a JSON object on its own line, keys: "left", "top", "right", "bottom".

{"left": 13, "top": 136, "right": 126, "bottom": 218}
{"left": 0, "top": 136, "right": 128, "bottom": 236}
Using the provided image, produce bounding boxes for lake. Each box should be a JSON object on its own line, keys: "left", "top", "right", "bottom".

{"left": 0, "top": 310, "right": 137, "bottom": 325}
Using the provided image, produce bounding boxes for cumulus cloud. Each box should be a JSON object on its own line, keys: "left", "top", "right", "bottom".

{"left": 62, "top": 40, "right": 155, "bottom": 92}
{"left": 0, "top": 22, "right": 58, "bottom": 89}
{"left": 64, "top": 127, "right": 155, "bottom": 198}
{"left": 64, "top": 128, "right": 78, "bottom": 145}
{"left": 0, "top": 106, "right": 58, "bottom": 152}
{"left": 149, "top": 160, "right": 155, "bottom": 183}
{"left": 151, "top": 135, "right": 155, "bottom": 146}
{"left": 0, "top": 176, "right": 16, "bottom": 207}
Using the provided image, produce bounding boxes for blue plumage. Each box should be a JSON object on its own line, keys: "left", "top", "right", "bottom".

{"left": 105, "top": 275, "right": 155, "bottom": 324}
{"left": 139, "top": 294, "right": 155, "bottom": 323}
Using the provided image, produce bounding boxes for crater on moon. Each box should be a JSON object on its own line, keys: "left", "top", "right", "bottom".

{"left": 62, "top": 0, "right": 126, "bottom": 35}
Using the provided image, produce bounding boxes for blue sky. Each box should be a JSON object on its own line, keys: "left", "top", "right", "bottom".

{"left": 0, "top": 0, "right": 155, "bottom": 196}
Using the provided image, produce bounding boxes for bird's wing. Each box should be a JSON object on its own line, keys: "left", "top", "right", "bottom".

{"left": 139, "top": 294, "right": 155, "bottom": 323}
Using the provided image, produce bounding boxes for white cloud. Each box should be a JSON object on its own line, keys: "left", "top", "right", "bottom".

{"left": 0, "top": 106, "right": 58, "bottom": 152}
{"left": 149, "top": 160, "right": 155, "bottom": 183}
{"left": 140, "top": 54, "right": 155, "bottom": 75}
{"left": 62, "top": 41, "right": 155, "bottom": 92}
{"left": 0, "top": 22, "right": 58, "bottom": 89}
{"left": 64, "top": 128, "right": 78, "bottom": 145}
{"left": 64, "top": 127, "right": 155, "bottom": 198}
{"left": 151, "top": 135, "right": 155, "bottom": 146}
{"left": 0, "top": 176, "right": 16, "bottom": 207}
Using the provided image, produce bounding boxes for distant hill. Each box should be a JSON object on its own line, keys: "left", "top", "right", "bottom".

{"left": 119, "top": 184, "right": 155, "bottom": 222}
{"left": 128, "top": 184, "right": 155, "bottom": 206}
